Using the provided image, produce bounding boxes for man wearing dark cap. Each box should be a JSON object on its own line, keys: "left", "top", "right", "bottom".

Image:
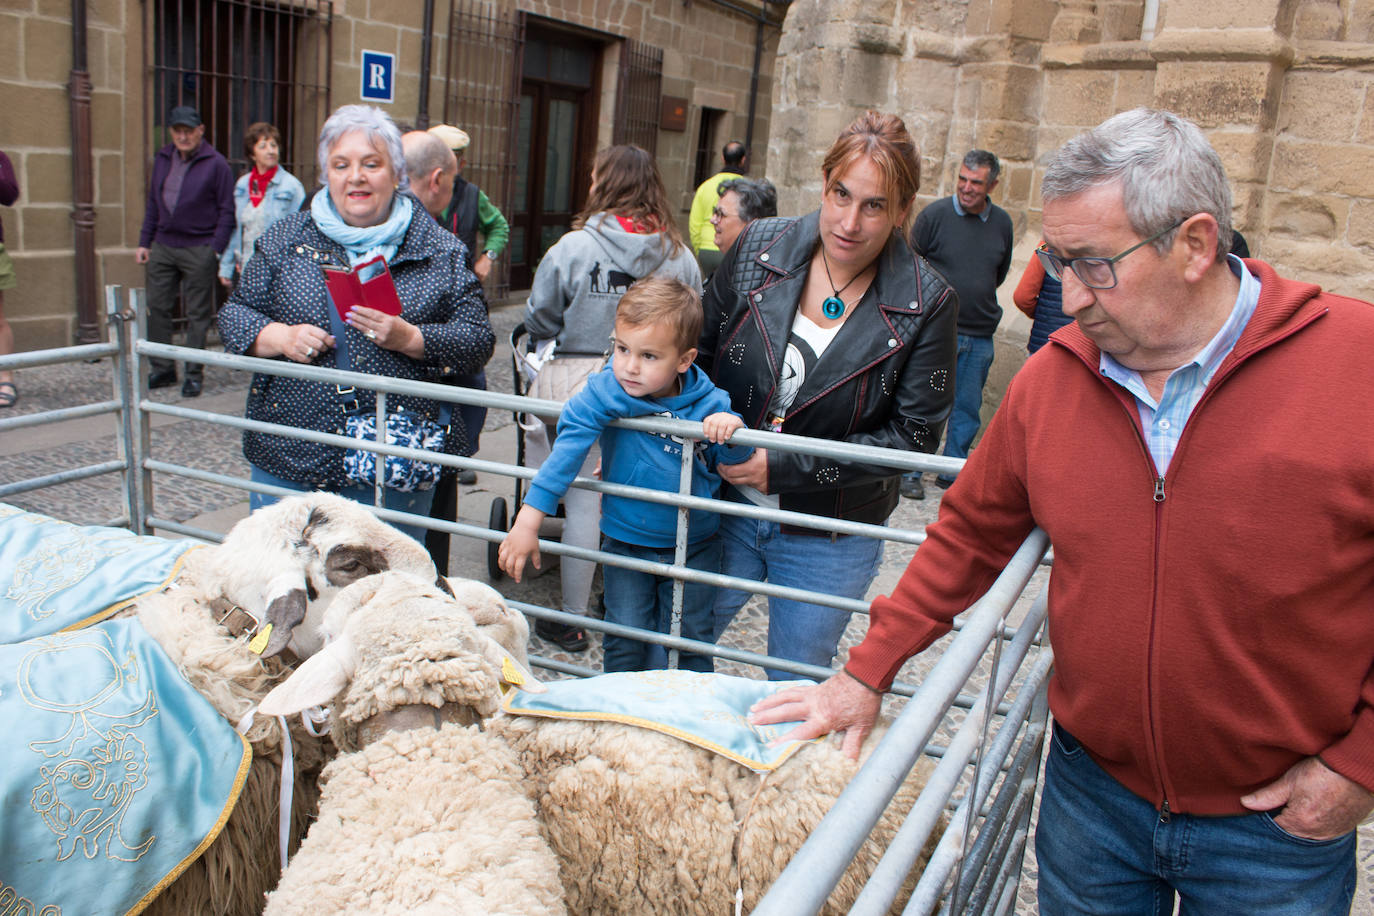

{"left": 135, "top": 105, "right": 235, "bottom": 397}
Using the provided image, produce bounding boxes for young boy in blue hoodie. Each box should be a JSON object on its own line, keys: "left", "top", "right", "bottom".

{"left": 498, "top": 275, "right": 751, "bottom": 672}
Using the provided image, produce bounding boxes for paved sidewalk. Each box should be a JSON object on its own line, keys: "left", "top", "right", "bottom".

{"left": 2, "top": 304, "right": 1370, "bottom": 913}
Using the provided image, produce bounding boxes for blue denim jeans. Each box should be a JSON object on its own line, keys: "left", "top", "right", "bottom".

{"left": 1036, "top": 724, "right": 1357, "bottom": 915}
{"left": 931, "top": 332, "right": 995, "bottom": 483}
{"left": 712, "top": 509, "right": 884, "bottom": 679}
{"left": 600, "top": 536, "right": 721, "bottom": 674}
{"left": 248, "top": 465, "right": 436, "bottom": 544}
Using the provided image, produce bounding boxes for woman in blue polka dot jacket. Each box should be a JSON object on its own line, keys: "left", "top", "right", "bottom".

{"left": 217, "top": 104, "right": 494, "bottom": 540}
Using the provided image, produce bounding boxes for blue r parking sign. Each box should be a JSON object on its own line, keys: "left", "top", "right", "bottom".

{"left": 360, "top": 50, "right": 395, "bottom": 103}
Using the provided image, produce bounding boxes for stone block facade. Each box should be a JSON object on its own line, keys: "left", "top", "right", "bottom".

{"left": 770, "top": 0, "right": 1374, "bottom": 429}
{"left": 1, "top": 0, "right": 778, "bottom": 349}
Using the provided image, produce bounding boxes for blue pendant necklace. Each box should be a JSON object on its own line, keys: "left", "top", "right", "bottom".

{"left": 820, "top": 246, "right": 868, "bottom": 320}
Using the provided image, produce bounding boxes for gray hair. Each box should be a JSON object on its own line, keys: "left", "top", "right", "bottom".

{"left": 962, "top": 149, "right": 1000, "bottom": 181}
{"left": 316, "top": 104, "right": 408, "bottom": 191}
{"left": 1042, "top": 108, "right": 1232, "bottom": 256}
{"left": 401, "top": 130, "right": 456, "bottom": 184}
{"left": 717, "top": 177, "right": 778, "bottom": 224}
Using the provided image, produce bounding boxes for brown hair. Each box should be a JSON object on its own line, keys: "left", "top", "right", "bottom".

{"left": 615, "top": 275, "right": 702, "bottom": 353}
{"left": 820, "top": 111, "right": 922, "bottom": 232}
{"left": 244, "top": 122, "right": 283, "bottom": 161}
{"left": 574, "top": 145, "right": 686, "bottom": 252}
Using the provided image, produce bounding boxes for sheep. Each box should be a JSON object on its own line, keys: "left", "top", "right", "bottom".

{"left": 256, "top": 571, "right": 942, "bottom": 916}
{"left": 256, "top": 572, "right": 566, "bottom": 916}
{"left": 117, "top": 493, "right": 450, "bottom": 916}
{"left": 491, "top": 701, "right": 938, "bottom": 915}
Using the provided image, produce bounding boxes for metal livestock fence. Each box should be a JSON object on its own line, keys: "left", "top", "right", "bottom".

{"left": 0, "top": 285, "right": 1054, "bottom": 914}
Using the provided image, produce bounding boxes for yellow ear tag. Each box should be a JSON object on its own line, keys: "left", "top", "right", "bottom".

{"left": 248, "top": 623, "right": 273, "bottom": 656}
{"left": 501, "top": 656, "right": 526, "bottom": 688}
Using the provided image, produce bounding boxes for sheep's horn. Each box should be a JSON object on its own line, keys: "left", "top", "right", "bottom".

{"left": 259, "top": 588, "right": 308, "bottom": 657}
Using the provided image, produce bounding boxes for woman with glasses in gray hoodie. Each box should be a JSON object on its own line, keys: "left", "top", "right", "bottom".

{"left": 522, "top": 144, "right": 701, "bottom": 652}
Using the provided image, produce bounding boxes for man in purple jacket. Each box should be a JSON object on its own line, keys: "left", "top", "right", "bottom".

{"left": 135, "top": 105, "right": 234, "bottom": 397}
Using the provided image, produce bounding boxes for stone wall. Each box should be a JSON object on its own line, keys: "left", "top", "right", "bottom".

{"left": 1, "top": 0, "right": 778, "bottom": 349}
{"left": 769, "top": 0, "right": 1374, "bottom": 430}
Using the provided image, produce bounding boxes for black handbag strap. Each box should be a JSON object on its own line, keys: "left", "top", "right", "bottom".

{"left": 325, "top": 294, "right": 361, "bottom": 414}
{"left": 325, "top": 289, "right": 451, "bottom": 429}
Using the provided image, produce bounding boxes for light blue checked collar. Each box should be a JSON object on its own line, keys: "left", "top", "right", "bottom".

{"left": 1099, "top": 254, "right": 1260, "bottom": 475}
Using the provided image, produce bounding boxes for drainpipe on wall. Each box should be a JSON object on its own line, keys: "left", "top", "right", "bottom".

{"left": 699, "top": 0, "right": 788, "bottom": 155}
{"left": 70, "top": 0, "right": 100, "bottom": 344}
{"left": 417, "top": 0, "right": 436, "bottom": 129}
{"left": 1141, "top": 0, "right": 1161, "bottom": 41}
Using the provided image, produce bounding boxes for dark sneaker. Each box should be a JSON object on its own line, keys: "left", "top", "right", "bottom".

{"left": 148, "top": 369, "right": 177, "bottom": 389}
{"left": 535, "top": 619, "right": 589, "bottom": 652}
{"left": 456, "top": 468, "right": 477, "bottom": 485}
{"left": 934, "top": 476, "right": 955, "bottom": 490}
{"left": 181, "top": 375, "right": 203, "bottom": 398}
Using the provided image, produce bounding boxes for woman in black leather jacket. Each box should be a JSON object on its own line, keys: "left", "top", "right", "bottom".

{"left": 699, "top": 111, "right": 958, "bottom": 677}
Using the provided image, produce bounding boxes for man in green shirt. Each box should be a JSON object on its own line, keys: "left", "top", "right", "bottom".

{"left": 428, "top": 124, "right": 509, "bottom": 283}
{"left": 688, "top": 140, "right": 747, "bottom": 254}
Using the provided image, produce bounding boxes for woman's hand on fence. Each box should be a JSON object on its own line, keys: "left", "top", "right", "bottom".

{"left": 498, "top": 505, "right": 546, "bottom": 583}
{"left": 346, "top": 306, "right": 425, "bottom": 359}
{"left": 717, "top": 447, "right": 768, "bottom": 492}
{"left": 749, "top": 669, "right": 883, "bottom": 761}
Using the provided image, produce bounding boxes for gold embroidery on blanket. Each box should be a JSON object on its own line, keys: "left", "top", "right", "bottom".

{"left": 5, "top": 517, "right": 139, "bottom": 622}
{"left": 0, "top": 881, "right": 62, "bottom": 915}
{"left": 20, "top": 633, "right": 158, "bottom": 863}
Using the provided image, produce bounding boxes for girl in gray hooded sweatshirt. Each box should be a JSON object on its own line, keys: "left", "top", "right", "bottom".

{"left": 521, "top": 145, "right": 701, "bottom": 652}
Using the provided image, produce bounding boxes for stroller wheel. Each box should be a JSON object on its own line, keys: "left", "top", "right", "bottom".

{"left": 487, "top": 497, "right": 509, "bottom": 580}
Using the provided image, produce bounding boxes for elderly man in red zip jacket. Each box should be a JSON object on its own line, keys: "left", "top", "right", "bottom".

{"left": 753, "top": 108, "right": 1374, "bottom": 915}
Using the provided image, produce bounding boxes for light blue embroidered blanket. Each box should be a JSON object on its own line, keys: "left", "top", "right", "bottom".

{"left": 502, "top": 670, "right": 818, "bottom": 771}
{"left": 0, "top": 619, "right": 251, "bottom": 916}
{"left": 0, "top": 503, "right": 201, "bottom": 644}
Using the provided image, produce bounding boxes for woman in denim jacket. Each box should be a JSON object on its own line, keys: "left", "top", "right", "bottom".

{"left": 218, "top": 122, "right": 307, "bottom": 287}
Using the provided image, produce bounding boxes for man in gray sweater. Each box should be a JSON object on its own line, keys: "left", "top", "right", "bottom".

{"left": 903, "top": 149, "right": 1013, "bottom": 498}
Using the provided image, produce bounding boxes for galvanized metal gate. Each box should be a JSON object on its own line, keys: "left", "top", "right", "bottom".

{"left": 0, "top": 287, "right": 1054, "bottom": 914}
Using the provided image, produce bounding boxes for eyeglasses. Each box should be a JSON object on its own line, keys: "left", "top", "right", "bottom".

{"left": 1035, "top": 219, "right": 1185, "bottom": 290}
{"left": 711, "top": 206, "right": 738, "bottom": 221}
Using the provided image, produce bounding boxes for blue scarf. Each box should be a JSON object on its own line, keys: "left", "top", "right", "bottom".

{"left": 310, "top": 188, "right": 413, "bottom": 266}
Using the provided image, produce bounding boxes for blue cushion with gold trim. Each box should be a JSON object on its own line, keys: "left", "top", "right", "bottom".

{"left": 0, "top": 618, "right": 250, "bottom": 915}
{"left": 0, "top": 503, "right": 201, "bottom": 644}
{"left": 502, "top": 670, "right": 818, "bottom": 771}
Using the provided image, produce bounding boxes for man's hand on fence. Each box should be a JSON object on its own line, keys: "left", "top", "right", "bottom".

{"left": 749, "top": 669, "right": 883, "bottom": 761}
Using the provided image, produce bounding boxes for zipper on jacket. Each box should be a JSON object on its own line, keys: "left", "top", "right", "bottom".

{"left": 1153, "top": 476, "right": 1166, "bottom": 502}
{"left": 1159, "top": 798, "right": 1171, "bottom": 823}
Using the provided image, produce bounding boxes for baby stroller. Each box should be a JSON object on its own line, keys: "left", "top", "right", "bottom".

{"left": 486, "top": 322, "right": 605, "bottom": 649}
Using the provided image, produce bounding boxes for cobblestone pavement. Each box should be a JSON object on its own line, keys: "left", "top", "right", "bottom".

{"left": 3, "top": 306, "right": 1370, "bottom": 913}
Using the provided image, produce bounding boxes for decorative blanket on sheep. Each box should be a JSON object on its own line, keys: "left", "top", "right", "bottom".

{"left": 0, "top": 618, "right": 251, "bottom": 916}
{"left": 502, "top": 670, "right": 818, "bottom": 771}
{"left": 0, "top": 502, "right": 201, "bottom": 643}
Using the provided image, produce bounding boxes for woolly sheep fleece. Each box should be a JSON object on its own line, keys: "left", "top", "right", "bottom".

{"left": 259, "top": 572, "right": 940, "bottom": 916}
{"left": 492, "top": 715, "right": 939, "bottom": 915}
{"left": 262, "top": 574, "right": 565, "bottom": 915}
{"left": 121, "top": 493, "right": 440, "bottom": 916}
